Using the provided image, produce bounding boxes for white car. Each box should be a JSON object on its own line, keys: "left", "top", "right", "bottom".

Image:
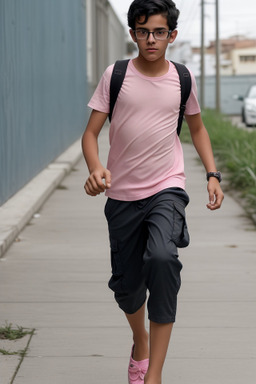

{"left": 236, "top": 84, "right": 256, "bottom": 127}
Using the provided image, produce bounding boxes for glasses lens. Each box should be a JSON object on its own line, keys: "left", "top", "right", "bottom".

{"left": 135, "top": 30, "right": 148, "bottom": 39}
{"left": 154, "top": 31, "right": 169, "bottom": 40}
{"left": 135, "top": 30, "right": 170, "bottom": 40}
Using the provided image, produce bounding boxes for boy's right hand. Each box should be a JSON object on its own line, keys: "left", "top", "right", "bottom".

{"left": 84, "top": 167, "right": 111, "bottom": 196}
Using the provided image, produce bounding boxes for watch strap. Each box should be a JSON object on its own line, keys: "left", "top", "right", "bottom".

{"left": 206, "top": 171, "right": 222, "bottom": 182}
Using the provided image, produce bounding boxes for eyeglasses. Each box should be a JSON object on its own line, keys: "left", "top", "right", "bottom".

{"left": 133, "top": 29, "right": 172, "bottom": 41}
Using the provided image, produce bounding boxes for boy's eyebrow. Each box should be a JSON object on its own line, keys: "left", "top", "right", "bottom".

{"left": 136, "top": 27, "right": 168, "bottom": 31}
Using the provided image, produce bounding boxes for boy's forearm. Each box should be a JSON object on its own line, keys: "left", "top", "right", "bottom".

{"left": 82, "top": 109, "right": 109, "bottom": 174}
{"left": 187, "top": 115, "right": 224, "bottom": 209}
{"left": 191, "top": 127, "right": 217, "bottom": 173}
{"left": 186, "top": 114, "right": 218, "bottom": 173}
{"left": 82, "top": 125, "right": 111, "bottom": 196}
{"left": 82, "top": 130, "right": 102, "bottom": 173}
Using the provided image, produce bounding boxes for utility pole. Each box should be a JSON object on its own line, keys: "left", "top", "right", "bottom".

{"left": 215, "top": 0, "right": 221, "bottom": 112}
{"left": 200, "top": 0, "right": 205, "bottom": 109}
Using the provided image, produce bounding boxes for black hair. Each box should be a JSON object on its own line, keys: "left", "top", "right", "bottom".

{"left": 127, "top": 0, "right": 180, "bottom": 31}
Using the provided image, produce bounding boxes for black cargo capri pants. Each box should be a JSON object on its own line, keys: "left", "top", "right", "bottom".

{"left": 104, "top": 187, "right": 190, "bottom": 324}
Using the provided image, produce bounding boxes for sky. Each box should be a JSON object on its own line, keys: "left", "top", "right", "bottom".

{"left": 108, "top": 0, "right": 256, "bottom": 47}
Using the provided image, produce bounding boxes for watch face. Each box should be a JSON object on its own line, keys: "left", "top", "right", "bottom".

{"left": 215, "top": 172, "right": 222, "bottom": 181}
{"left": 207, "top": 172, "right": 222, "bottom": 182}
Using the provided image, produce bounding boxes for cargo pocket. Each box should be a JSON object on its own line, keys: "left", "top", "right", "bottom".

{"left": 172, "top": 202, "right": 190, "bottom": 248}
{"left": 109, "top": 238, "right": 122, "bottom": 275}
{"left": 104, "top": 198, "right": 116, "bottom": 220}
{"left": 108, "top": 238, "right": 124, "bottom": 293}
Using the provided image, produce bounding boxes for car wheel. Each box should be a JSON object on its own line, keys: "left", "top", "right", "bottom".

{"left": 245, "top": 118, "right": 252, "bottom": 127}
{"left": 241, "top": 108, "right": 245, "bottom": 123}
{"left": 243, "top": 110, "right": 253, "bottom": 127}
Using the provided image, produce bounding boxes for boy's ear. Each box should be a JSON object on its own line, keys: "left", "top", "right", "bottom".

{"left": 169, "top": 30, "right": 178, "bottom": 44}
{"left": 129, "top": 29, "right": 137, "bottom": 43}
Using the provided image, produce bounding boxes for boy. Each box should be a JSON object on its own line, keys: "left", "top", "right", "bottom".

{"left": 82, "top": 0, "right": 224, "bottom": 383}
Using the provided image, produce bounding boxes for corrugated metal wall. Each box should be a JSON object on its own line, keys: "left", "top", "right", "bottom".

{"left": 0, "top": 0, "right": 87, "bottom": 205}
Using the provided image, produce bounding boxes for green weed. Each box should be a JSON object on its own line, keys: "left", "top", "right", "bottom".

{"left": 0, "top": 348, "right": 25, "bottom": 356}
{"left": 0, "top": 323, "right": 33, "bottom": 341}
{"left": 180, "top": 109, "right": 256, "bottom": 214}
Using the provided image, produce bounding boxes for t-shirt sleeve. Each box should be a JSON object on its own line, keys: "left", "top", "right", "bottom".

{"left": 87, "top": 64, "right": 114, "bottom": 113}
{"left": 185, "top": 69, "right": 201, "bottom": 116}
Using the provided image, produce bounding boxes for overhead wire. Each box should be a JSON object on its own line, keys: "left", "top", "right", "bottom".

{"left": 177, "top": 0, "right": 201, "bottom": 43}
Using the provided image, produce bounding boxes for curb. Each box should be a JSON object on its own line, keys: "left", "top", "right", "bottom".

{"left": 0, "top": 139, "right": 83, "bottom": 259}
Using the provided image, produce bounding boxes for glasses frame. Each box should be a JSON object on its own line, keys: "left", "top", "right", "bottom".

{"left": 133, "top": 29, "right": 173, "bottom": 41}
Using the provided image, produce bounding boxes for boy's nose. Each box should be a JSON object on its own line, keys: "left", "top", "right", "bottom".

{"left": 147, "top": 32, "right": 156, "bottom": 42}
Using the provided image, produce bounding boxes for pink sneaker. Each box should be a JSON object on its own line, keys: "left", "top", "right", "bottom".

{"left": 128, "top": 345, "right": 149, "bottom": 384}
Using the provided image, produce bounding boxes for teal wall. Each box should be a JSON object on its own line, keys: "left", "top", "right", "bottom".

{"left": 0, "top": 0, "right": 88, "bottom": 205}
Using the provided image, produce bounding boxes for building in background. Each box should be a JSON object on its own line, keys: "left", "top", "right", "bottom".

{"left": 208, "top": 36, "right": 256, "bottom": 76}
{"left": 231, "top": 46, "right": 256, "bottom": 76}
{"left": 168, "top": 36, "right": 256, "bottom": 77}
{"left": 164, "top": 35, "right": 256, "bottom": 114}
{"left": 86, "top": 0, "right": 125, "bottom": 94}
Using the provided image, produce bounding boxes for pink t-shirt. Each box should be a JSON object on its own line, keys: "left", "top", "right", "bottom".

{"left": 88, "top": 60, "right": 200, "bottom": 201}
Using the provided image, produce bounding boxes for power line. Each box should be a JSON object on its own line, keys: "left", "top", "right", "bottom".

{"left": 177, "top": 0, "right": 200, "bottom": 42}
{"left": 215, "top": 0, "right": 220, "bottom": 112}
{"left": 200, "top": 0, "right": 205, "bottom": 108}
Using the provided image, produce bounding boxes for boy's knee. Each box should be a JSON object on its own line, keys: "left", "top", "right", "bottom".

{"left": 144, "top": 242, "right": 182, "bottom": 271}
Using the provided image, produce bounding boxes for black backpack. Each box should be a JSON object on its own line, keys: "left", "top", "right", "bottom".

{"left": 109, "top": 59, "right": 191, "bottom": 136}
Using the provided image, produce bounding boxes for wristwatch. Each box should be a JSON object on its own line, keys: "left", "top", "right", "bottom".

{"left": 206, "top": 171, "right": 222, "bottom": 183}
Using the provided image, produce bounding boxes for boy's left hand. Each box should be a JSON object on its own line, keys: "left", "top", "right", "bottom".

{"left": 206, "top": 178, "right": 224, "bottom": 210}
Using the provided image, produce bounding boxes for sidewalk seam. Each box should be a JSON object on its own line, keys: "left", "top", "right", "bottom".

{"left": 10, "top": 329, "right": 36, "bottom": 384}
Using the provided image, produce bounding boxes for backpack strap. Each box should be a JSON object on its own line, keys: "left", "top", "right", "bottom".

{"left": 109, "top": 59, "right": 192, "bottom": 136}
{"left": 171, "top": 61, "right": 192, "bottom": 136}
{"left": 109, "top": 59, "right": 130, "bottom": 123}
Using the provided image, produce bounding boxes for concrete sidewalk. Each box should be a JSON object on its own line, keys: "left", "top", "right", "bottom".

{"left": 0, "top": 127, "right": 256, "bottom": 384}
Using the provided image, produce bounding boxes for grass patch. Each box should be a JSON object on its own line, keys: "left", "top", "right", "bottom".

{"left": 0, "top": 348, "right": 25, "bottom": 356}
{"left": 180, "top": 109, "right": 256, "bottom": 214}
{"left": 0, "top": 323, "right": 35, "bottom": 383}
{"left": 0, "top": 323, "right": 33, "bottom": 341}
